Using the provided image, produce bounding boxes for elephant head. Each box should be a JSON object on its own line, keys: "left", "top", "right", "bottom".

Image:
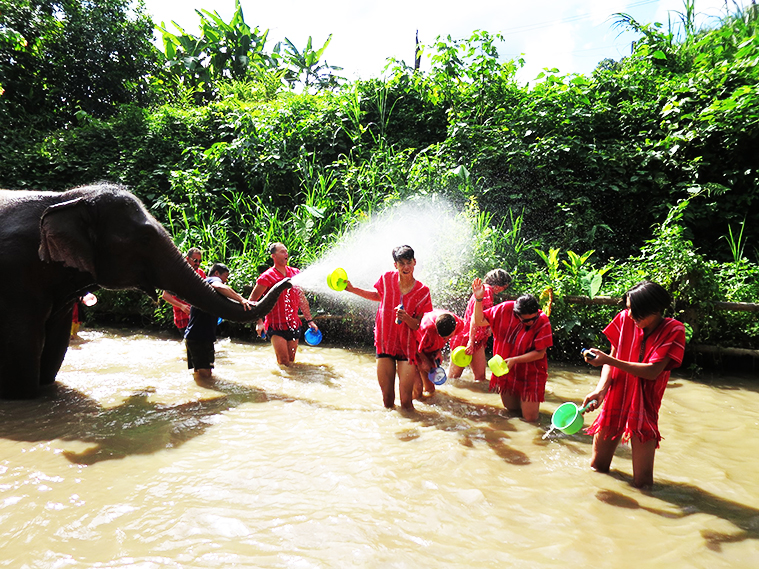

{"left": 37, "top": 184, "right": 291, "bottom": 322}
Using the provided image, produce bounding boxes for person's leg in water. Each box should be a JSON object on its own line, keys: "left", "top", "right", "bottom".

{"left": 270, "top": 332, "right": 299, "bottom": 366}
{"left": 590, "top": 427, "right": 622, "bottom": 473}
{"left": 397, "top": 360, "right": 418, "bottom": 411}
{"left": 376, "top": 356, "right": 397, "bottom": 408}
{"left": 631, "top": 436, "right": 657, "bottom": 488}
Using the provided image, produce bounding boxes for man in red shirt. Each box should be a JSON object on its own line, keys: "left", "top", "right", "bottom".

{"left": 249, "top": 242, "right": 317, "bottom": 366}
{"left": 345, "top": 245, "right": 432, "bottom": 411}
{"left": 162, "top": 247, "right": 206, "bottom": 332}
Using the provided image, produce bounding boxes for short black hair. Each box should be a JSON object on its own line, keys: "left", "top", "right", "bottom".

{"left": 392, "top": 245, "right": 415, "bottom": 262}
{"left": 267, "top": 242, "right": 284, "bottom": 256}
{"left": 209, "top": 263, "right": 230, "bottom": 277}
{"left": 435, "top": 312, "right": 457, "bottom": 337}
{"left": 625, "top": 281, "right": 671, "bottom": 320}
{"left": 514, "top": 294, "right": 540, "bottom": 316}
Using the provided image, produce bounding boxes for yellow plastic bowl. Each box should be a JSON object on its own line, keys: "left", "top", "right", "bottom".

{"left": 488, "top": 355, "right": 509, "bottom": 376}
{"left": 451, "top": 346, "right": 472, "bottom": 368}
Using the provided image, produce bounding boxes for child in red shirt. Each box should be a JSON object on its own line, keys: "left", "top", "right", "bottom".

{"left": 416, "top": 309, "right": 464, "bottom": 395}
{"left": 345, "top": 245, "right": 432, "bottom": 411}
{"left": 448, "top": 268, "right": 512, "bottom": 381}
{"left": 471, "top": 278, "right": 553, "bottom": 422}
{"left": 582, "top": 281, "right": 686, "bottom": 488}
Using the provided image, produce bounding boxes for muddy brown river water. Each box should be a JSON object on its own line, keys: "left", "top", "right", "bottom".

{"left": 1, "top": 329, "right": 758, "bottom": 568}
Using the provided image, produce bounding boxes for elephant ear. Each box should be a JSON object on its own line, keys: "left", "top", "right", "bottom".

{"left": 39, "top": 197, "right": 98, "bottom": 277}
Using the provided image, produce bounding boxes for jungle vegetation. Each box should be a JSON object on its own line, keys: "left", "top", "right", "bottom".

{"left": 1, "top": 0, "right": 757, "bottom": 364}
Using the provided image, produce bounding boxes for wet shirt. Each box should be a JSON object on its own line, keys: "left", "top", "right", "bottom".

{"left": 483, "top": 301, "right": 553, "bottom": 384}
{"left": 416, "top": 309, "right": 464, "bottom": 356}
{"left": 184, "top": 276, "right": 221, "bottom": 342}
{"left": 587, "top": 311, "right": 686, "bottom": 444}
{"left": 449, "top": 285, "right": 495, "bottom": 351}
{"left": 373, "top": 271, "right": 432, "bottom": 363}
{"left": 256, "top": 266, "right": 301, "bottom": 331}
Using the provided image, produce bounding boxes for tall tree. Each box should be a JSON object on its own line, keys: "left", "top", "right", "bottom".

{"left": 0, "top": 0, "right": 159, "bottom": 128}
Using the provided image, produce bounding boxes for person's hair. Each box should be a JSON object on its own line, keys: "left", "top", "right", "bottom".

{"left": 435, "top": 312, "right": 457, "bottom": 337}
{"left": 485, "top": 268, "right": 512, "bottom": 288}
{"left": 209, "top": 263, "right": 229, "bottom": 277}
{"left": 514, "top": 294, "right": 540, "bottom": 316}
{"left": 186, "top": 247, "right": 202, "bottom": 258}
{"left": 267, "top": 242, "right": 285, "bottom": 256}
{"left": 392, "top": 245, "right": 415, "bottom": 262}
{"left": 624, "top": 281, "right": 671, "bottom": 320}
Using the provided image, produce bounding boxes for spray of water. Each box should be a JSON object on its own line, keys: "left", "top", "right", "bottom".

{"left": 291, "top": 195, "right": 477, "bottom": 315}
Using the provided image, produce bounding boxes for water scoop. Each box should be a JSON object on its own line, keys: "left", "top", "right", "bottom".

{"left": 304, "top": 328, "right": 323, "bottom": 346}
{"left": 327, "top": 268, "right": 348, "bottom": 291}
{"left": 488, "top": 355, "right": 510, "bottom": 377}
{"left": 451, "top": 346, "right": 472, "bottom": 368}
{"left": 428, "top": 366, "right": 447, "bottom": 385}
{"left": 550, "top": 400, "right": 597, "bottom": 435}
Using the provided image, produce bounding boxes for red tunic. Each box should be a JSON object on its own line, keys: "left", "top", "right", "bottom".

{"left": 449, "top": 286, "right": 495, "bottom": 352}
{"left": 416, "top": 309, "right": 465, "bottom": 359}
{"left": 256, "top": 266, "right": 302, "bottom": 330}
{"left": 586, "top": 311, "right": 686, "bottom": 446}
{"left": 373, "top": 271, "right": 433, "bottom": 364}
{"left": 483, "top": 301, "right": 553, "bottom": 401}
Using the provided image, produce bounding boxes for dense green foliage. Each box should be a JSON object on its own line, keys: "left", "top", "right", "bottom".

{"left": 1, "top": 1, "right": 757, "bottom": 360}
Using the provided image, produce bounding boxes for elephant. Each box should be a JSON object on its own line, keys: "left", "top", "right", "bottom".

{"left": 0, "top": 183, "right": 291, "bottom": 399}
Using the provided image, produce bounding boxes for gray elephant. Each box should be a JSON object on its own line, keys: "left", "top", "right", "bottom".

{"left": 0, "top": 183, "right": 291, "bottom": 399}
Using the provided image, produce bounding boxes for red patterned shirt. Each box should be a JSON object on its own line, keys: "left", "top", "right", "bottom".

{"left": 586, "top": 311, "right": 686, "bottom": 445}
{"left": 449, "top": 285, "right": 495, "bottom": 351}
{"left": 373, "top": 271, "right": 433, "bottom": 363}
{"left": 256, "top": 265, "right": 302, "bottom": 330}
{"left": 483, "top": 301, "right": 553, "bottom": 400}
{"left": 416, "top": 309, "right": 464, "bottom": 357}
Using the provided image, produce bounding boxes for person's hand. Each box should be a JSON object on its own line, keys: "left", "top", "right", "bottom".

{"left": 256, "top": 320, "right": 265, "bottom": 337}
{"left": 344, "top": 280, "right": 355, "bottom": 293}
{"left": 180, "top": 304, "right": 191, "bottom": 315}
{"left": 472, "top": 278, "right": 484, "bottom": 300}
{"left": 464, "top": 340, "right": 475, "bottom": 356}
{"left": 395, "top": 306, "right": 408, "bottom": 324}
{"left": 582, "top": 390, "right": 605, "bottom": 412}
{"left": 583, "top": 347, "right": 607, "bottom": 368}
{"left": 308, "top": 320, "right": 319, "bottom": 331}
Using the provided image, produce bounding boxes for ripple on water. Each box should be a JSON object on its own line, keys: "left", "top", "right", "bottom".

{"left": 1, "top": 330, "right": 759, "bottom": 567}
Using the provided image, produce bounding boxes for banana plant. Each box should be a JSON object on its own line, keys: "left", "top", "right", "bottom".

{"left": 282, "top": 34, "right": 343, "bottom": 91}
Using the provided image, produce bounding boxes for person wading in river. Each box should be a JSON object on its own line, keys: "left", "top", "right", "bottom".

{"left": 581, "top": 280, "right": 686, "bottom": 488}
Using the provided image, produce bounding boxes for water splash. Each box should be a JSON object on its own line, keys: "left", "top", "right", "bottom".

{"left": 291, "top": 195, "right": 476, "bottom": 313}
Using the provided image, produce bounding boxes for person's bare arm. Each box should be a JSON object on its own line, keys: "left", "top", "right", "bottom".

{"left": 345, "top": 281, "right": 381, "bottom": 302}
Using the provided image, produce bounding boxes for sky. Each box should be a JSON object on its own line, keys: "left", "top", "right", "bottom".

{"left": 139, "top": 0, "right": 751, "bottom": 84}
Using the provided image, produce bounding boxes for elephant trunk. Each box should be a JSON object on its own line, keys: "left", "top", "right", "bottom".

{"left": 152, "top": 235, "right": 290, "bottom": 323}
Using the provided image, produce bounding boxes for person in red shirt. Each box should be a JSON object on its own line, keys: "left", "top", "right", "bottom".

{"left": 581, "top": 281, "right": 686, "bottom": 488}
{"left": 448, "top": 268, "right": 512, "bottom": 381}
{"left": 345, "top": 245, "right": 432, "bottom": 411}
{"left": 162, "top": 247, "right": 206, "bottom": 332}
{"left": 471, "top": 278, "right": 553, "bottom": 422}
{"left": 415, "top": 309, "right": 464, "bottom": 395}
{"left": 248, "top": 242, "right": 317, "bottom": 366}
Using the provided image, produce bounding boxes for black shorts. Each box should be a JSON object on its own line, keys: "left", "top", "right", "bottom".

{"left": 268, "top": 326, "right": 301, "bottom": 342}
{"left": 186, "top": 339, "right": 215, "bottom": 370}
{"left": 376, "top": 353, "right": 408, "bottom": 362}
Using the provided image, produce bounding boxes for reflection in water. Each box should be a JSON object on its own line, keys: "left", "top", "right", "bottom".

{"left": 1, "top": 329, "right": 758, "bottom": 567}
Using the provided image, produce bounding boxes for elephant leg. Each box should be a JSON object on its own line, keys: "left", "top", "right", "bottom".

{"left": 0, "top": 317, "right": 44, "bottom": 399}
{"left": 40, "top": 304, "right": 75, "bottom": 386}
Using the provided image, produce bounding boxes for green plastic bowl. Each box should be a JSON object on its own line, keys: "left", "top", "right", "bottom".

{"left": 550, "top": 400, "right": 595, "bottom": 435}
{"left": 488, "top": 355, "right": 509, "bottom": 377}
